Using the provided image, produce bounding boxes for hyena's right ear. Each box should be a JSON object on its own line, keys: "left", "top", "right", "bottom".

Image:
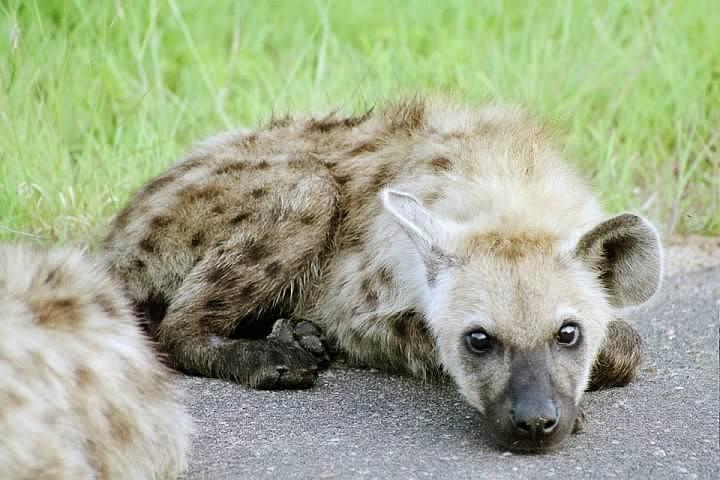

{"left": 382, "top": 189, "right": 457, "bottom": 283}
{"left": 575, "top": 213, "right": 663, "bottom": 307}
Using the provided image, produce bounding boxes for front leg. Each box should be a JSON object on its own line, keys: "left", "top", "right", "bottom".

{"left": 587, "top": 319, "right": 643, "bottom": 391}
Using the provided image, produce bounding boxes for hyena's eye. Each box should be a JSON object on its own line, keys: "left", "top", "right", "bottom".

{"left": 556, "top": 323, "right": 580, "bottom": 347}
{"left": 465, "top": 329, "right": 493, "bottom": 354}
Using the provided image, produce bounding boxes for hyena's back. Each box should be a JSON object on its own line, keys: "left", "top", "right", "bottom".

{"left": 0, "top": 244, "right": 190, "bottom": 479}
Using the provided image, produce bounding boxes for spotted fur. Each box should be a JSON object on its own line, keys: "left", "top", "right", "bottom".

{"left": 0, "top": 244, "right": 190, "bottom": 479}
{"left": 102, "top": 96, "right": 662, "bottom": 450}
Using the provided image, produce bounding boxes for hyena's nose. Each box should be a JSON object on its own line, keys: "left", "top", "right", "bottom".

{"left": 510, "top": 399, "right": 559, "bottom": 437}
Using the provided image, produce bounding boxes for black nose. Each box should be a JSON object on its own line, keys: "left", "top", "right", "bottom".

{"left": 510, "top": 400, "right": 559, "bottom": 437}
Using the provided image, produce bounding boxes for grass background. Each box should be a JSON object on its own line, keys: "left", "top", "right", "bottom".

{"left": 1, "top": 0, "right": 718, "bottom": 244}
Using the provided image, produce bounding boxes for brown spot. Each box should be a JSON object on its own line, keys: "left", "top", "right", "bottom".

{"left": 95, "top": 293, "right": 118, "bottom": 317}
{"left": 106, "top": 408, "right": 133, "bottom": 445}
{"left": 75, "top": 366, "right": 96, "bottom": 389}
{"left": 392, "top": 311, "right": 431, "bottom": 342}
{"left": 299, "top": 213, "right": 316, "bottom": 225}
{"left": 139, "top": 236, "right": 156, "bottom": 253}
{"left": 206, "top": 266, "right": 225, "bottom": 284}
{"left": 240, "top": 283, "right": 256, "bottom": 297}
{"left": 256, "top": 160, "right": 270, "bottom": 169}
{"left": 212, "top": 205, "right": 226, "bottom": 215}
{"left": 205, "top": 298, "right": 227, "bottom": 311}
{"left": 387, "top": 98, "right": 426, "bottom": 133}
{"left": 360, "top": 278, "right": 378, "bottom": 307}
{"left": 250, "top": 187, "right": 267, "bottom": 199}
{"left": 142, "top": 174, "right": 177, "bottom": 196}
{"left": 370, "top": 164, "right": 394, "bottom": 192}
{"left": 365, "top": 290, "right": 379, "bottom": 307}
{"left": 307, "top": 110, "right": 372, "bottom": 133}
{"left": 378, "top": 266, "right": 393, "bottom": 285}
{"left": 199, "top": 313, "right": 219, "bottom": 329}
{"left": 178, "top": 184, "right": 224, "bottom": 203}
{"left": 425, "top": 247, "right": 459, "bottom": 286}
{"left": 265, "top": 261, "right": 282, "bottom": 276}
{"left": 431, "top": 156, "right": 452, "bottom": 171}
{"left": 190, "top": 231, "right": 205, "bottom": 248}
{"left": 174, "top": 155, "right": 209, "bottom": 174}
{"left": 132, "top": 258, "right": 145, "bottom": 270}
{"left": 213, "top": 162, "right": 247, "bottom": 175}
{"left": 288, "top": 154, "right": 317, "bottom": 170}
{"left": 44, "top": 267, "right": 63, "bottom": 287}
{"left": 230, "top": 212, "right": 252, "bottom": 224}
{"left": 348, "top": 139, "right": 381, "bottom": 156}
{"left": 111, "top": 208, "right": 132, "bottom": 231}
{"left": 307, "top": 116, "right": 340, "bottom": 133}
{"left": 422, "top": 190, "right": 443, "bottom": 205}
{"left": 333, "top": 173, "right": 352, "bottom": 186}
{"left": 1, "top": 391, "right": 27, "bottom": 408}
{"left": 242, "top": 237, "right": 270, "bottom": 263}
{"left": 31, "top": 297, "right": 82, "bottom": 326}
{"left": 465, "top": 231, "right": 555, "bottom": 260}
{"left": 150, "top": 215, "right": 172, "bottom": 229}
{"left": 343, "top": 235, "right": 363, "bottom": 249}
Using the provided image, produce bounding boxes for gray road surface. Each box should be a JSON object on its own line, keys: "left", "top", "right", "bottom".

{"left": 179, "top": 266, "right": 720, "bottom": 480}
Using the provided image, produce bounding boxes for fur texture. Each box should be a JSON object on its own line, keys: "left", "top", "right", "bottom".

{"left": 0, "top": 244, "right": 190, "bottom": 479}
{"left": 102, "top": 96, "right": 662, "bottom": 450}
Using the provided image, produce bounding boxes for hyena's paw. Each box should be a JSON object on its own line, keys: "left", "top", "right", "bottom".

{"left": 267, "top": 318, "right": 331, "bottom": 367}
{"left": 251, "top": 338, "right": 320, "bottom": 390}
{"left": 587, "top": 319, "right": 643, "bottom": 391}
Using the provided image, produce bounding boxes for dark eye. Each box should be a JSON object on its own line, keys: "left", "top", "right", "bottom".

{"left": 557, "top": 323, "right": 580, "bottom": 347}
{"left": 466, "top": 329, "right": 493, "bottom": 354}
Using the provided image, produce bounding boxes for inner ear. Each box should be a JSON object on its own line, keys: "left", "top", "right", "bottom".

{"left": 382, "top": 189, "right": 456, "bottom": 284}
{"left": 575, "top": 213, "right": 662, "bottom": 307}
{"left": 382, "top": 189, "right": 439, "bottom": 249}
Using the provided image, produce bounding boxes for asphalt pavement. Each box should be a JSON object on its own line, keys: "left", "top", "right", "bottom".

{"left": 179, "top": 266, "right": 720, "bottom": 480}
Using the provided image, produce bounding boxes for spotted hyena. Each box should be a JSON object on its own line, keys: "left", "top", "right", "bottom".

{"left": 0, "top": 244, "right": 190, "bottom": 478}
{"left": 103, "top": 97, "right": 661, "bottom": 451}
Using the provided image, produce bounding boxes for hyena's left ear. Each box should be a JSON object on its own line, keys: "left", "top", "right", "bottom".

{"left": 382, "top": 189, "right": 457, "bottom": 281}
{"left": 575, "top": 213, "right": 663, "bottom": 307}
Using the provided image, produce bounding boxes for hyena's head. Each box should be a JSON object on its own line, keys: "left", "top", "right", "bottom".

{"left": 382, "top": 190, "right": 662, "bottom": 452}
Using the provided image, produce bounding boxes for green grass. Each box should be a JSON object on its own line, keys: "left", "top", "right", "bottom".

{"left": 1, "top": 0, "right": 718, "bottom": 244}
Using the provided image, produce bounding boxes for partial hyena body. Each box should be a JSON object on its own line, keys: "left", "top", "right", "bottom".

{"left": 103, "top": 97, "right": 662, "bottom": 451}
{"left": 0, "top": 244, "right": 190, "bottom": 479}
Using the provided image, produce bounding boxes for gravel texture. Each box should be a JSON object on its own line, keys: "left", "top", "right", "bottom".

{"left": 179, "top": 258, "right": 720, "bottom": 480}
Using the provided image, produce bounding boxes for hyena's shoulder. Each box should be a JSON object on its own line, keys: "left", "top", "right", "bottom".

{"left": 0, "top": 244, "right": 190, "bottom": 479}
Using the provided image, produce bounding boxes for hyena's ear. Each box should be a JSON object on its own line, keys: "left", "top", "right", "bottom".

{"left": 575, "top": 213, "right": 662, "bottom": 307}
{"left": 382, "top": 189, "right": 456, "bottom": 281}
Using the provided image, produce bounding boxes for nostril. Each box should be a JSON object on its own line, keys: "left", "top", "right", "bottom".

{"left": 516, "top": 420, "right": 531, "bottom": 433}
{"left": 510, "top": 410, "right": 532, "bottom": 433}
{"left": 543, "top": 416, "right": 558, "bottom": 433}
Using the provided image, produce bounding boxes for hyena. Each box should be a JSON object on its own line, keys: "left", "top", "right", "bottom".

{"left": 103, "top": 97, "right": 662, "bottom": 451}
{"left": 0, "top": 244, "right": 190, "bottom": 479}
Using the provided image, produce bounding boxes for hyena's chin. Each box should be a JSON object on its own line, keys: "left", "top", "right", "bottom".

{"left": 482, "top": 393, "right": 578, "bottom": 453}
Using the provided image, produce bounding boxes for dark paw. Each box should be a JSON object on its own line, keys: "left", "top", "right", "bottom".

{"left": 206, "top": 335, "right": 320, "bottom": 389}
{"left": 588, "top": 319, "right": 642, "bottom": 391}
{"left": 267, "top": 318, "right": 331, "bottom": 366}
{"left": 253, "top": 356, "right": 319, "bottom": 390}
